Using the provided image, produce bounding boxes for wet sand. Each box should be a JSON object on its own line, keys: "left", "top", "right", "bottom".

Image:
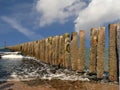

{"left": 0, "top": 79, "right": 119, "bottom": 90}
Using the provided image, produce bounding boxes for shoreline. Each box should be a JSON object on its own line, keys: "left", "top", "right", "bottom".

{"left": 0, "top": 79, "right": 119, "bottom": 90}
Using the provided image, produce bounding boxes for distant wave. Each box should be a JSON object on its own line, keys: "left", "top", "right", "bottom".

{"left": 0, "top": 52, "right": 23, "bottom": 59}
{"left": 1, "top": 55, "right": 24, "bottom": 59}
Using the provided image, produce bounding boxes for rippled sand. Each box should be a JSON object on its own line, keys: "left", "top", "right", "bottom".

{"left": 0, "top": 80, "right": 119, "bottom": 90}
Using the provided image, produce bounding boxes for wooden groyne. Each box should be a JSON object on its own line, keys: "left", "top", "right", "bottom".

{"left": 8, "top": 24, "right": 119, "bottom": 82}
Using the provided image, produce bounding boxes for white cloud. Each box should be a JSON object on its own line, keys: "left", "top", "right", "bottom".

{"left": 36, "top": 0, "right": 120, "bottom": 34}
{"left": 1, "top": 16, "right": 43, "bottom": 40}
{"left": 75, "top": 0, "right": 120, "bottom": 33}
{"left": 36, "top": 0, "right": 86, "bottom": 27}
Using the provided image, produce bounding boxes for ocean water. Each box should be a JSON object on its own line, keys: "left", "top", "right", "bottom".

{"left": 0, "top": 47, "right": 119, "bottom": 82}
{"left": 0, "top": 47, "right": 11, "bottom": 52}
{"left": 0, "top": 48, "right": 90, "bottom": 81}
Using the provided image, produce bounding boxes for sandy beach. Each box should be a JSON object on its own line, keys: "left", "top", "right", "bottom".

{"left": 0, "top": 79, "right": 119, "bottom": 90}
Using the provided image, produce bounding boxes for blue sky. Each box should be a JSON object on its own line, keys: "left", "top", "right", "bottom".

{"left": 0, "top": 0, "right": 120, "bottom": 47}
{"left": 0, "top": 0, "right": 75, "bottom": 46}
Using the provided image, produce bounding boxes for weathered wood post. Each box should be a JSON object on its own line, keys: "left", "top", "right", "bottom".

{"left": 28, "top": 42, "right": 31, "bottom": 56}
{"left": 54, "top": 36, "right": 59, "bottom": 65}
{"left": 31, "top": 42, "right": 34, "bottom": 57}
{"left": 52, "top": 37, "right": 56, "bottom": 65}
{"left": 45, "top": 38, "right": 49, "bottom": 63}
{"left": 39, "top": 40, "right": 42, "bottom": 61}
{"left": 29, "top": 42, "right": 32, "bottom": 56}
{"left": 41, "top": 40, "right": 44, "bottom": 61}
{"left": 26, "top": 42, "right": 29, "bottom": 56}
{"left": 17, "top": 44, "right": 20, "bottom": 51}
{"left": 53, "top": 36, "right": 57, "bottom": 65}
{"left": 36, "top": 40, "right": 40, "bottom": 59}
{"left": 31, "top": 42, "right": 33, "bottom": 56}
{"left": 43, "top": 40, "right": 46, "bottom": 62}
{"left": 27, "top": 43, "right": 29, "bottom": 55}
{"left": 89, "top": 28, "right": 98, "bottom": 74}
{"left": 24, "top": 43, "right": 26, "bottom": 54}
{"left": 34, "top": 41, "right": 37, "bottom": 59}
{"left": 25, "top": 43, "right": 27, "bottom": 55}
{"left": 21, "top": 44, "right": 24, "bottom": 53}
{"left": 33, "top": 42, "right": 36, "bottom": 58}
{"left": 27, "top": 43, "right": 30, "bottom": 55}
{"left": 23, "top": 44, "right": 25, "bottom": 54}
{"left": 64, "top": 33, "right": 71, "bottom": 68}
{"left": 48, "top": 37, "right": 52, "bottom": 64}
{"left": 47, "top": 37, "right": 50, "bottom": 64}
{"left": 42, "top": 40, "right": 45, "bottom": 62}
{"left": 97, "top": 27, "right": 105, "bottom": 79}
{"left": 117, "top": 23, "right": 120, "bottom": 82}
{"left": 71, "top": 32, "right": 79, "bottom": 70}
{"left": 37, "top": 41, "right": 40, "bottom": 60}
{"left": 33, "top": 41, "right": 36, "bottom": 57}
{"left": 78, "top": 30, "right": 86, "bottom": 72}
{"left": 117, "top": 24, "right": 120, "bottom": 62}
{"left": 58, "top": 35, "right": 65, "bottom": 67}
{"left": 109, "top": 24, "right": 119, "bottom": 81}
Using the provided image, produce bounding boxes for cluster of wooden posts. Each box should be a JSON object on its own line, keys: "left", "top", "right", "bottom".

{"left": 8, "top": 24, "right": 119, "bottom": 81}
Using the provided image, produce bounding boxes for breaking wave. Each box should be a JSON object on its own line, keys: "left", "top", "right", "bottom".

{"left": 0, "top": 52, "right": 90, "bottom": 82}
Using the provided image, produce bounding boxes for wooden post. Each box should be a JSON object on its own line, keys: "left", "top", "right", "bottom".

{"left": 51, "top": 37, "right": 54, "bottom": 65}
{"left": 41, "top": 40, "right": 43, "bottom": 61}
{"left": 39, "top": 40, "right": 42, "bottom": 61}
{"left": 23, "top": 44, "right": 25, "bottom": 54}
{"left": 30, "top": 42, "right": 33, "bottom": 56}
{"left": 32, "top": 42, "right": 35, "bottom": 58}
{"left": 34, "top": 42, "right": 36, "bottom": 58}
{"left": 28, "top": 42, "right": 31, "bottom": 56}
{"left": 47, "top": 38, "right": 50, "bottom": 64}
{"left": 52, "top": 36, "right": 56, "bottom": 65}
{"left": 58, "top": 35, "right": 65, "bottom": 67}
{"left": 34, "top": 41, "right": 37, "bottom": 58}
{"left": 89, "top": 28, "right": 98, "bottom": 74}
{"left": 31, "top": 42, "right": 34, "bottom": 57}
{"left": 24, "top": 43, "right": 26, "bottom": 54}
{"left": 64, "top": 33, "right": 71, "bottom": 68}
{"left": 45, "top": 38, "right": 48, "bottom": 63}
{"left": 97, "top": 27, "right": 105, "bottom": 79}
{"left": 45, "top": 38, "right": 49, "bottom": 63}
{"left": 25, "top": 43, "right": 27, "bottom": 55}
{"left": 53, "top": 36, "right": 57, "bottom": 65}
{"left": 26, "top": 42, "right": 29, "bottom": 56}
{"left": 117, "top": 24, "right": 120, "bottom": 61}
{"left": 41, "top": 40, "right": 45, "bottom": 62}
{"left": 78, "top": 30, "right": 86, "bottom": 72}
{"left": 37, "top": 41, "right": 40, "bottom": 60}
{"left": 109, "top": 24, "right": 118, "bottom": 81}
{"left": 43, "top": 40, "right": 45, "bottom": 61}
{"left": 36, "top": 40, "right": 40, "bottom": 59}
{"left": 117, "top": 24, "right": 120, "bottom": 82}
{"left": 48, "top": 37, "right": 52, "bottom": 64}
{"left": 54, "top": 36, "right": 59, "bottom": 65}
{"left": 29, "top": 42, "right": 31, "bottom": 56}
{"left": 71, "top": 32, "right": 79, "bottom": 70}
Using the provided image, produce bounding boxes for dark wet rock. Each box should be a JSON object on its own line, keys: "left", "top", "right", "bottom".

{"left": 50, "top": 69, "right": 56, "bottom": 74}
{"left": 1, "top": 56, "right": 117, "bottom": 83}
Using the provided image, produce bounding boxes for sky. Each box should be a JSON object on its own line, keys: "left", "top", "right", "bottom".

{"left": 0, "top": 0, "right": 120, "bottom": 47}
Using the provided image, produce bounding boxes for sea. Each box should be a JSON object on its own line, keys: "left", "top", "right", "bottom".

{"left": 0, "top": 47, "right": 90, "bottom": 81}
{"left": 0, "top": 47, "right": 119, "bottom": 82}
